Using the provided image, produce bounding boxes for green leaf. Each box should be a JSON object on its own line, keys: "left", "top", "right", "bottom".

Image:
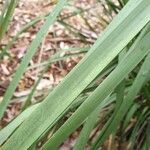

{"left": 3, "top": 15, "right": 45, "bottom": 53}
{"left": 92, "top": 51, "right": 150, "bottom": 149}
{"left": 145, "top": 123, "right": 150, "bottom": 150}
{"left": 0, "top": 0, "right": 19, "bottom": 41}
{"left": 42, "top": 24, "right": 150, "bottom": 150}
{"left": 122, "top": 103, "right": 139, "bottom": 130}
{"left": 73, "top": 95, "right": 115, "bottom": 150}
{"left": 0, "top": 104, "right": 39, "bottom": 145}
{"left": 0, "top": 0, "right": 67, "bottom": 119}
{"left": 128, "top": 107, "right": 150, "bottom": 149}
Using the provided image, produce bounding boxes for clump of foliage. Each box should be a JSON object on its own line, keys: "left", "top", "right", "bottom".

{"left": 0, "top": 0, "right": 150, "bottom": 149}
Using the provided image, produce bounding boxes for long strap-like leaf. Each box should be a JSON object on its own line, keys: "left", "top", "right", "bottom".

{"left": 42, "top": 28, "right": 150, "bottom": 149}
{"left": 0, "top": 0, "right": 67, "bottom": 119}
{"left": 0, "top": 0, "right": 19, "bottom": 41}
{"left": 92, "top": 53, "right": 150, "bottom": 149}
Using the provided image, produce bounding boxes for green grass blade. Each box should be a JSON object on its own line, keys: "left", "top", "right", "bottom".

{"left": 0, "top": 0, "right": 19, "bottom": 41}
{"left": 73, "top": 95, "right": 115, "bottom": 150}
{"left": 23, "top": 49, "right": 86, "bottom": 110}
{"left": 115, "top": 49, "right": 126, "bottom": 110}
{"left": 122, "top": 103, "right": 139, "bottom": 130}
{"left": 128, "top": 108, "right": 149, "bottom": 149}
{"left": 3, "top": 15, "right": 45, "bottom": 53}
{"left": 0, "top": 1, "right": 9, "bottom": 26}
{"left": 92, "top": 52, "right": 150, "bottom": 149}
{"left": 27, "top": 50, "right": 86, "bottom": 70}
{"left": 0, "top": 94, "right": 87, "bottom": 147}
{"left": 0, "top": 0, "right": 67, "bottom": 119}
{"left": 106, "top": 48, "right": 126, "bottom": 149}
{"left": 145, "top": 122, "right": 150, "bottom": 150}
{"left": 2, "top": 0, "right": 150, "bottom": 149}
{"left": 73, "top": 49, "right": 125, "bottom": 150}
{"left": 42, "top": 27, "right": 150, "bottom": 150}
{"left": 0, "top": 104, "right": 39, "bottom": 145}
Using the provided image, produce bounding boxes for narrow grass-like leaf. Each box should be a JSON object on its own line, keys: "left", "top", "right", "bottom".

{"left": 42, "top": 27, "right": 150, "bottom": 150}
{"left": 0, "top": 0, "right": 19, "bottom": 41}
{"left": 0, "top": 0, "right": 67, "bottom": 119}
{"left": 23, "top": 50, "right": 86, "bottom": 110}
{"left": 73, "top": 49, "right": 125, "bottom": 150}
{"left": 92, "top": 52, "right": 150, "bottom": 149}
{"left": 27, "top": 50, "right": 86, "bottom": 70}
{"left": 73, "top": 95, "right": 115, "bottom": 150}
{"left": 114, "top": 49, "right": 126, "bottom": 111}
{"left": 143, "top": 85, "right": 150, "bottom": 99}
{"left": 106, "top": 48, "right": 126, "bottom": 149}
{"left": 3, "top": 15, "right": 45, "bottom": 53}
{"left": 145, "top": 122, "right": 150, "bottom": 150}
{"left": 0, "top": 1, "right": 9, "bottom": 28}
{"left": 128, "top": 108, "right": 149, "bottom": 149}
{"left": 122, "top": 103, "right": 139, "bottom": 130}
{"left": 0, "top": 104, "right": 39, "bottom": 145}
{"left": 0, "top": 94, "right": 86, "bottom": 146}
